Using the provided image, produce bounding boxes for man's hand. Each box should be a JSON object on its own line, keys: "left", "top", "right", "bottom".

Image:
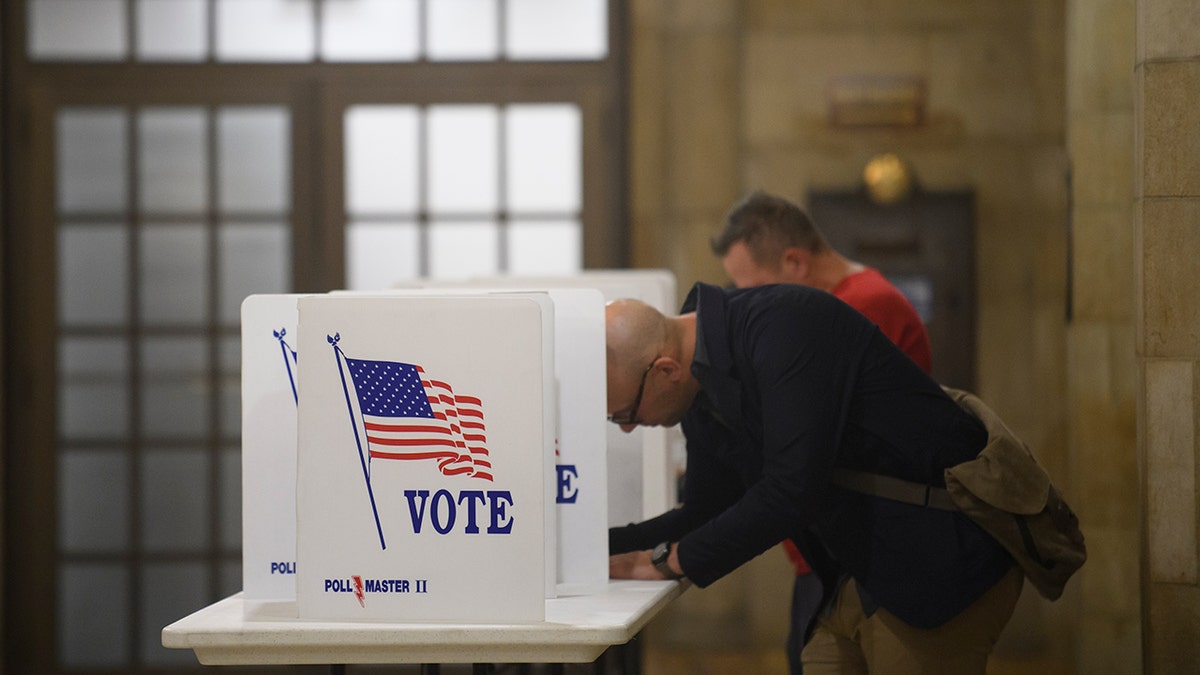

{"left": 609, "top": 550, "right": 672, "bottom": 580}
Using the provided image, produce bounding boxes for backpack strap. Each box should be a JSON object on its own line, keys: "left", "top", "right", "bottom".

{"left": 831, "top": 468, "right": 959, "bottom": 511}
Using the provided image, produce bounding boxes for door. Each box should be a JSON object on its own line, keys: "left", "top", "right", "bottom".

{"left": 807, "top": 189, "right": 976, "bottom": 390}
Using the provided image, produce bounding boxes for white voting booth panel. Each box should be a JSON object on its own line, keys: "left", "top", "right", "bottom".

{"left": 294, "top": 294, "right": 555, "bottom": 623}
{"left": 334, "top": 288, "right": 609, "bottom": 598}
{"left": 240, "top": 289, "right": 608, "bottom": 623}
{"left": 240, "top": 294, "right": 308, "bottom": 617}
{"left": 418, "top": 270, "right": 683, "bottom": 528}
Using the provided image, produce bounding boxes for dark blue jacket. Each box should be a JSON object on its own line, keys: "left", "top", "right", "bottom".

{"left": 610, "top": 282, "right": 1011, "bottom": 629}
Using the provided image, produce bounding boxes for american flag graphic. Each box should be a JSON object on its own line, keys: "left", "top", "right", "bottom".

{"left": 343, "top": 356, "right": 493, "bottom": 481}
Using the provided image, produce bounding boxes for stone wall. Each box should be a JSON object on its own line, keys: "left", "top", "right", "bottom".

{"left": 1136, "top": 0, "right": 1200, "bottom": 672}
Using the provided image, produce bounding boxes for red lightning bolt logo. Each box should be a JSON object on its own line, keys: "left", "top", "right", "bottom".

{"left": 352, "top": 575, "right": 365, "bottom": 607}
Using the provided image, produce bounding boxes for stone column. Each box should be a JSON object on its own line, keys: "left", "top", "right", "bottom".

{"left": 1136, "top": 0, "right": 1200, "bottom": 671}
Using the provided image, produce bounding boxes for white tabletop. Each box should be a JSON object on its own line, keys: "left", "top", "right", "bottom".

{"left": 162, "top": 580, "right": 686, "bottom": 666}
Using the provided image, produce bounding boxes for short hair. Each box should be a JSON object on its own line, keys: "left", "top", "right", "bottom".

{"left": 710, "top": 191, "right": 829, "bottom": 266}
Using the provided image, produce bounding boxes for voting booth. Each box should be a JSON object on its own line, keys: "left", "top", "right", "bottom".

{"left": 294, "top": 293, "right": 556, "bottom": 622}
{"left": 323, "top": 287, "right": 611, "bottom": 600}
{"left": 239, "top": 285, "right": 611, "bottom": 622}
{"left": 240, "top": 294, "right": 308, "bottom": 617}
{"left": 166, "top": 272, "right": 689, "bottom": 667}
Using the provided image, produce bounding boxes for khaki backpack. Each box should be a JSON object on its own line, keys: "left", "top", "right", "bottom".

{"left": 831, "top": 387, "right": 1086, "bottom": 601}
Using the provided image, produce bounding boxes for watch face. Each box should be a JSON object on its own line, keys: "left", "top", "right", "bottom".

{"left": 653, "top": 542, "right": 669, "bottom": 563}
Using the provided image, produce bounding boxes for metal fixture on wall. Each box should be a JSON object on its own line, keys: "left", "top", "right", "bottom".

{"left": 863, "top": 152, "right": 915, "bottom": 205}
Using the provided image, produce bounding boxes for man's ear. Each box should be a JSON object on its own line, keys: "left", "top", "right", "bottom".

{"left": 658, "top": 356, "right": 685, "bottom": 382}
{"left": 781, "top": 247, "right": 811, "bottom": 284}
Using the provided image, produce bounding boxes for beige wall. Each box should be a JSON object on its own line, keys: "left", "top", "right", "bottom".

{"left": 628, "top": 0, "right": 1099, "bottom": 670}
{"left": 1136, "top": 0, "right": 1200, "bottom": 672}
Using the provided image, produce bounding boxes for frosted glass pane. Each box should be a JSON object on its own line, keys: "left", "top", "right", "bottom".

{"left": 506, "top": 104, "right": 581, "bottom": 212}
{"left": 217, "top": 108, "right": 290, "bottom": 213}
{"left": 428, "top": 0, "right": 498, "bottom": 61}
{"left": 138, "top": 108, "right": 207, "bottom": 213}
{"left": 219, "top": 223, "right": 290, "bottom": 325}
{"left": 345, "top": 106, "right": 419, "bottom": 215}
{"left": 427, "top": 106, "right": 498, "bottom": 214}
{"left": 220, "top": 335, "right": 241, "bottom": 373}
{"left": 59, "top": 564, "right": 130, "bottom": 669}
{"left": 141, "top": 563, "right": 209, "bottom": 666}
{"left": 60, "top": 381, "right": 129, "bottom": 439}
{"left": 141, "top": 451, "right": 210, "bottom": 551}
{"left": 140, "top": 336, "right": 210, "bottom": 440}
{"left": 30, "top": 0, "right": 127, "bottom": 61}
{"left": 136, "top": 0, "right": 208, "bottom": 62}
{"left": 428, "top": 221, "right": 498, "bottom": 280}
{"left": 59, "top": 450, "right": 129, "bottom": 552}
{"left": 221, "top": 376, "right": 240, "bottom": 439}
{"left": 322, "top": 0, "right": 418, "bottom": 62}
{"left": 142, "top": 336, "right": 207, "bottom": 373}
{"left": 220, "top": 448, "right": 241, "bottom": 549}
{"left": 346, "top": 221, "right": 420, "bottom": 290}
{"left": 140, "top": 382, "right": 209, "bottom": 439}
{"left": 507, "top": 0, "right": 607, "bottom": 60}
{"left": 220, "top": 341, "right": 241, "bottom": 437}
{"left": 58, "top": 224, "right": 129, "bottom": 325}
{"left": 215, "top": 0, "right": 315, "bottom": 62}
{"left": 58, "top": 339, "right": 129, "bottom": 439}
{"left": 220, "top": 559, "right": 242, "bottom": 598}
{"left": 508, "top": 220, "right": 582, "bottom": 275}
{"left": 140, "top": 225, "right": 207, "bottom": 325}
{"left": 57, "top": 109, "right": 128, "bottom": 213}
{"left": 59, "top": 337, "right": 127, "bottom": 378}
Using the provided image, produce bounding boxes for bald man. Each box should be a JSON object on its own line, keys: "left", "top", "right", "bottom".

{"left": 605, "top": 282, "right": 1020, "bottom": 674}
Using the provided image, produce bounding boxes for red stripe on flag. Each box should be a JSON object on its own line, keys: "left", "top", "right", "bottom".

{"left": 367, "top": 436, "right": 460, "bottom": 448}
{"left": 364, "top": 422, "right": 451, "bottom": 435}
{"left": 369, "top": 449, "right": 460, "bottom": 461}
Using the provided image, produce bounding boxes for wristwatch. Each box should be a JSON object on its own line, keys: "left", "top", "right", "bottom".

{"left": 651, "top": 541, "right": 682, "bottom": 580}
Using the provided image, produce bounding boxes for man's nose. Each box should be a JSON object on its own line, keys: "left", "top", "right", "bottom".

{"left": 619, "top": 422, "right": 638, "bottom": 433}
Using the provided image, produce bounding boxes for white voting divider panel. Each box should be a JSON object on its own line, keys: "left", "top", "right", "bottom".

{"left": 294, "top": 294, "right": 554, "bottom": 622}
{"left": 240, "top": 294, "right": 308, "bottom": 618}
{"left": 328, "top": 287, "right": 608, "bottom": 597}
{"left": 538, "top": 289, "right": 608, "bottom": 595}
{"left": 417, "top": 270, "right": 682, "bottom": 528}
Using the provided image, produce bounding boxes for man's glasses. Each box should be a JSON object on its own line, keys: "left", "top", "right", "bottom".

{"left": 608, "top": 357, "right": 658, "bottom": 426}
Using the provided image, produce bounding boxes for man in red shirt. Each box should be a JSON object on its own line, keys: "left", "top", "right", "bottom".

{"left": 711, "top": 190, "right": 933, "bottom": 674}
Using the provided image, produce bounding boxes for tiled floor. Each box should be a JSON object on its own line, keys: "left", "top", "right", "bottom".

{"left": 642, "top": 646, "right": 788, "bottom": 674}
